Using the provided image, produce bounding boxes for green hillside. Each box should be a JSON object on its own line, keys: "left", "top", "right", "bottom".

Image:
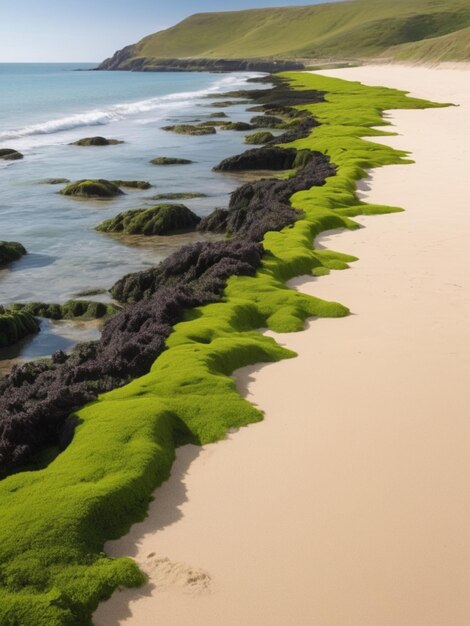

{"left": 101, "top": 0, "right": 470, "bottom": 69}
{"left": 386, "top": 25, "right": 470, "bottom": 62}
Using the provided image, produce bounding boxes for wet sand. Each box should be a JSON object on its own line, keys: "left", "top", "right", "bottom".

{"left": 94, "top": 65, "right": 470, "bottom": 626}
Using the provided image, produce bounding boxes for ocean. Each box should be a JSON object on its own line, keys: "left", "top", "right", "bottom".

{"left": 0, "top": 63, "right": 268, "bottom": 370}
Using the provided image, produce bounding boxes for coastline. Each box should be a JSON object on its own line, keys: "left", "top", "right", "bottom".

{"left": 94, "top": 65, "right": 470, "bottom": 625}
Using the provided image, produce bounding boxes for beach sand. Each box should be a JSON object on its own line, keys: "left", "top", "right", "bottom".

{"left": 94, "top": 65, "right": 470, "bottom": 626}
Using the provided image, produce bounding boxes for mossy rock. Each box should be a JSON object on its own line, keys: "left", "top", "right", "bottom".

{"left": 60, "top": 179, "right": 124, "bottom": 198}
{"left": 221, "top": 122, "right": 253, "bottom": 131}
{"left": 209, "top": 101, "right": 241, "bottom": 108}
{"left": 7, "top": 300, "right": 119, "bottom": 321}
{"left": 70, "top": 137, "right": 124, "bottom": 146}
{"left": 0, "top": 148, "right": 23, "bottom": 161}
{"left": 38, "top": 178, "right": 71, "bottom": 185}
{"left": 244, "top": 131, "right": 275, "bottom": 145}
{"left": 197, "top": 121, "right": 226, "bottom": 128}
{"left": 209, "top": 112, "right": 228, "bottom": 118}
{"left": 249, "top": 115, "right": 285, "bottom": 128}
{"left": 0, "top": 241, "right": 26, "bottom": 266}
{"left": 149, "top": 192, "right": 207, "bottom": 200}
{"left": 96, "top": 204, "right": 201, "bottom": 236}
{"left": 150, "top": 157, "right": 193, "bottom": 165}
{"left": 111, "top": 180, "right": 152, "bottom": 190}
{"left": 161, "top": 124, "right": 216, "bottom": 136}
{"left": 0, "top": 306, "right": 39, "bottom": 348}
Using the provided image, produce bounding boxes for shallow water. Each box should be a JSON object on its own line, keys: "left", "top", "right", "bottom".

{"left": 0, "top": 64, "right": 269, "bottom": 368}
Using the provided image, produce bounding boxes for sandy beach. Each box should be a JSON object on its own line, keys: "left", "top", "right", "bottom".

{"left": 94, "top": 65, "right": 470, "bottom": 626}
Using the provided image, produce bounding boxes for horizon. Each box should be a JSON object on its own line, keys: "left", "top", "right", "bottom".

{"left": 0, "top": 0, "right": 344, "bottom": 63}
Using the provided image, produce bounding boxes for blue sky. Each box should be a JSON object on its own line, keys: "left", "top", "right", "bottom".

{"left": 0, "top": 0, "right": 339, "bottom": 62}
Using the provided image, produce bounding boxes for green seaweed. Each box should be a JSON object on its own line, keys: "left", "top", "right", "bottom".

{"left": 0, "top": 72, "right": 446, "bottom": 625}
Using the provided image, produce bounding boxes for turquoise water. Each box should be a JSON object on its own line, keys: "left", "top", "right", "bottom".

{"left": 0, "top": 63, "right": 268, "bottom": 367}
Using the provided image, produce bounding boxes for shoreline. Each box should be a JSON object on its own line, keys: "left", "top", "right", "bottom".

{"left": 94, "top": 65, "right": 470, "bottom": 625}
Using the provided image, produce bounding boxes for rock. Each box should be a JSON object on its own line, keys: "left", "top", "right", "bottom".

{"left": 74, "top": 288, "right": 107, "bottom": 297}
{"left": 244, "top": 131, "right": 275, "bottom": 145}
{"left": 214, "top": 147, "right": 298, "bottom": 172}
{"left": 96, "top": 204, "right": 201, "bottom": 236}
{"left": 150, "top": 157, "right": 193, "bottom": 165}
{"left": 149, "top": 192, "right": 207, "bottom": 200}
{"left": 0, "top": 306, "right": 39, "bottom": 348}
{"left": 111, "top": 180, "right": 152, "bottom": 190}
{"left": 209, "top": 112, "right": 228, "bottom": 118}
{"left": 0, "top": 149, "right": 23, "bottom": 161}
{"left": 70, "top": 137, "right": 124, "bottom": 146}
{"left": 60, "top": 179, "right": 124, "bottom": 198}
{"left": 249, "top": 115, "right": 285, "bottom": 128}
{"left": 201, "top": 151, "right": 335, "bottom": 241}
{"left": 0, "top": 241, "right": 26, "bottom": 266}
{"left": 7, "top": 300, "right": 119, "bottom": 321}
{"left": 161, "top": 124, "right": 216, "bottom": 136}
{"left": 221, "top": 122, "right": 253, "bottom": 131}
{"left": 197, "top": 121, "right": 227, "bottom": 128}
{"left": 38, "top": 178, "right": 71, "bottom": 185}
{"left": 209, "top": 101, "right": 239, "bottom": 108}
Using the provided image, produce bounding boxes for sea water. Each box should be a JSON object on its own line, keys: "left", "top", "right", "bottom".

{"left": 0, "top": 63, "right": 268, "bottom": 369}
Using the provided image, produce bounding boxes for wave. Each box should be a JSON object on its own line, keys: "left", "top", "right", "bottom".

{"left": 0, "top": 73, "right": 260, "bottom": 142}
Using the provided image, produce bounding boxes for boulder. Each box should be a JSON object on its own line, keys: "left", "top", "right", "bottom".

{"left": 111, "top": 180, "right": 152, "bottom": 190}
{"left": 70, "top": 136, "right": 124, "bottom": 146}
{"left": 96, "top": 204, "right": 201, "bottom": 236}
{"left": 150, "top": 157, "right": 193, "bottom": 165}
{"left": 0, "top": 149, "right": 23, "bottom": 161}
{"left": 60, "top": 179, "right": 124, "bottom": 198}
{"left": 0, "top": 306, "right": 39, "bottom": 348}
{"left": 161, "top": 124, "right": 216, "bottom": 136}
{"left": 0, "top": 241, "right": 26, "bottom": 266}
{"left": 221, "top": 122, "right": 253, "bottom": 131}
{"left": 244, "top": 131, "right": 275, "bottom": 145}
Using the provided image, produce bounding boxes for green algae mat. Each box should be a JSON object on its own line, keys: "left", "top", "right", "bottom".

{"left": 0, "top": 73, "right": 446, "bottom": 625}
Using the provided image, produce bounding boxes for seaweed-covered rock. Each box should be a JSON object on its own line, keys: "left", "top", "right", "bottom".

{"left": 250, "top": 115, "right": 285, "bottom": 128}
{"left": 60, "top": 179, "right": 124, "bottom": 199}
{"left": 0, "top": 241, "right": 26, "bottom": 266}
{"left": 161, "top": 124, "right": 216, "bottom": 136}
{"left": 96, "top": 204, "right": 201, "bottom": 236}
{"left": 221, "top": 122, "right": 253, "bottom": 131}
{"left": 70, "top": 137, "right": 124, "bottom": 146}
{"left": 111, "top": 180, "right": 152, "bottom": 190}
{"left": 0, "top": 307, "right": 39, "bottom": 348}
{"left": 38, "top": 178, "right": 71, "bottom": 185}
{"left": 150, "top": 157, "right": 193, "bottom": 165}
{"left": 201, "top": 151, "right": 335, "bottom": 241}
{"left": 215, "top": 147, "right": 298, "bottom": 172}
{"left": 244, "top": 131, "right": 275, "bottom": 145}
{"left": 7, "top": 300, "right": 119, "bottom": 321}
{"left": 197, "top": 208, "right": 229, "bottom": 234}
{"left": 111, "top": 239, "right": 262, "bottom": 303}
{"left": 0, "top": 149, "right": 23, "bottom": 161}
{"left": 149, "top": 192, "right": 207, "bottom": 200}
{"left": 209, "top": 112, "right": 228, "bottom": 118}
{"left": 209, "top": 101, "right": 239, "bottom": 108}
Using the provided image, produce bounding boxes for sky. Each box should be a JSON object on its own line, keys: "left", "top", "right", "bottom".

{"left": 0, "top": 0, "right": 341, "bottom": 63}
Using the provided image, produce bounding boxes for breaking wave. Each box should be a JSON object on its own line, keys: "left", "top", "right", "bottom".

{"left": 0, "top": 73, "right": 259, "bottom": 142}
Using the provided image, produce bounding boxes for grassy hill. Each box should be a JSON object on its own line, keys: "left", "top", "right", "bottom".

{"left": 100, "top": 0, "right": 470, "bottom": 70}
